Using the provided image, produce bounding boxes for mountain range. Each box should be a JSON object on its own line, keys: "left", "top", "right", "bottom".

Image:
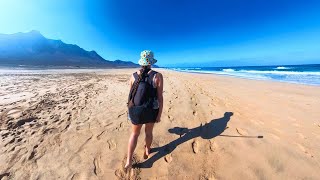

{"left": 0, "top": 30, "right": 140, "bottom": 68}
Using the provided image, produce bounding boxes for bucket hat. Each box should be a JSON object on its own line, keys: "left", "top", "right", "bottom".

{"left": 138, "top": 50, "right": 157, "bottom": 66}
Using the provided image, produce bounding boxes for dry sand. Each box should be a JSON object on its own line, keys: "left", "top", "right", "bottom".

{"left": 0, "top": 68, "right": 319, "bottom": 180}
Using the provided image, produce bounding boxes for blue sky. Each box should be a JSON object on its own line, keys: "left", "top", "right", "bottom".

{"left": 0, "top": 0, "right": 320, "bottom": 66}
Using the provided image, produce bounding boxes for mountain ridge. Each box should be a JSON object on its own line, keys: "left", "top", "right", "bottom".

{"left": 0, "top": 31, "right": 139, "bottom": 68}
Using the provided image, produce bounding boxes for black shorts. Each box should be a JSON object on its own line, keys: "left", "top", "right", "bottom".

{"left": 128, "top": 106, "right": 159, "bottom": 125}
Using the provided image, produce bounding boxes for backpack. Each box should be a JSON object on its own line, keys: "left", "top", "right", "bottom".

{"left": 127, "top": 69, "right": 159, "bottom": 124}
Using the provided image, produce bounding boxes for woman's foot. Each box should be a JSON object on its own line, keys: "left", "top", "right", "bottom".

{"left": 143, "top": 145, "right": 151, "bottom": 159}
{"left": 124, "top": 162, "right": 132, "bottom": 173}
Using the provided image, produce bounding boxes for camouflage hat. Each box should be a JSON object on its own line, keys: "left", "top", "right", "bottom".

{"left": 138, "top": 50, "right": 157, "bottom": 66}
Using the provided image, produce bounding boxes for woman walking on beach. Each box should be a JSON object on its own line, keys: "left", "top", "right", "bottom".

{"left": 125, "top": 50, "right": 164, "bottom": 169}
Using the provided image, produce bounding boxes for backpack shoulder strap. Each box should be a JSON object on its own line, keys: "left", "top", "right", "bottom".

{"left": 133, "top": 72, "right": 138, "bottom": 82}
{"left": 128, "top": 71, "right": 143, "bottom": 106}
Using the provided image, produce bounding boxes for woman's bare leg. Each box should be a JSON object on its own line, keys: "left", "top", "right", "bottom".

{"left": 125, "top": 124, "right": 142, "bottom": 168}
{"left": 144, "top": 123, "right": 155, "bottom": 158}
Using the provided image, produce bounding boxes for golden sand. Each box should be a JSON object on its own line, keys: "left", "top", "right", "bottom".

{"left": 1, "top": 69, "right": 319, "bottom": 179}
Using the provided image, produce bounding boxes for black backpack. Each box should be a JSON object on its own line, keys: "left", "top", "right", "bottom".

{"left": 127, "top": 69, "right": 158, "bottom": 124}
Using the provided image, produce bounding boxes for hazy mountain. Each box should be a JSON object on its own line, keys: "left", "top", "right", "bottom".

{"left": 0, "top": 30, "right": 139, "bottom": 68}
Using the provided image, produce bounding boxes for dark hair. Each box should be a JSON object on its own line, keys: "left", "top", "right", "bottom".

{"left": 141, "top": 65, "right": 151, "bottom": 74}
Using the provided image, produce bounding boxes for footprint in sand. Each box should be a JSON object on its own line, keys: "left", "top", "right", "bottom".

{"left": 115, "top": 155, "right": 141, "bottom": 180}
{"left": 267, "top": 154, "right": 284, "bottom": 173}
{"left": 200, "top": 173, "right": 216, "bottom": 180}
{"left": 93, "top": 155, "right": 103, "bottom": 176}
{"left": 4, "top": 107, "right": 24, "bottom": 119}
{"left": 107, "top": 139, "right": 117, "bottom": 151}
{"left": 296, "top": 132, "right": 306, "bottom": 139}
{"left": 270, "top": 134, "right": 280, "bottom": 140}
{"left": 192, "top": 140, "right": 199, "bottom": 154}
{"left": 193, "top": 110, "right": 197, "bottom": 116}
{"left": 115, "top": 122, "right": 125, "bottom": 131}
{"left": 209, "top": 140, "right": 217, "bottom": 152}
{"left": 53, "top": 134, "right": 62, "bottom": 146}
{"left": 164, "top": 154, "right": 173, "bottom": 163}
{"left": 296, "top": 143, "right": 309, "bottom": 154}
{"left": 4, "top": 137, "right": 15, "bottom": 147}
{"left": 69, "top": 172, "right": 88, "bottom": 180}
{"left": 236, "top": 128, "right": 248, "bottom": 136}
{"left": 117, "top": 112, "right": 126, "bottom": 118}
{"left": 297, "top": 143, "right": 314, "bottom": 158}
{"left": 208, "top": 102, "right": 216, "bottom": 107}
{"left": 272, "top": 128, "right": 283, "bottom": 134}
{"left": 28, "top": 144, "right": 39, "bottom": 160}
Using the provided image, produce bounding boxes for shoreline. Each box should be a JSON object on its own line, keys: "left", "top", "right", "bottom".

{"left": 1, "top": 66, "right": 319, "bottom": 86}
{"left": 166, "top": 68, "right": 320, "bottom": 87}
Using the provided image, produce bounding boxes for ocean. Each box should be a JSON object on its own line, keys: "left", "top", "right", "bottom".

{"left": 169, "top": 64, "right": 320, "bottom": 86}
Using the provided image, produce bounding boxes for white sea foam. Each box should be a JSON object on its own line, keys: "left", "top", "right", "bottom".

{"left": 187, "top": 67, "right": 201, "bottom": 70}
{"left": 222, "top": 68, "right": 235, "bottom": 72}
{"left": 238, "top": 70, "right": 320, "bottom": 75}
{"left": 171, "top": 67, "right": 320, "bottom": 86}
{"left": 274, "top": 66, "right": 291, "bottom": 70}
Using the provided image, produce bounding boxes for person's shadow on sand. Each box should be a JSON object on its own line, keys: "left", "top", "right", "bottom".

{"left": 136, "top": 112, "right": 234, "bottom": 168}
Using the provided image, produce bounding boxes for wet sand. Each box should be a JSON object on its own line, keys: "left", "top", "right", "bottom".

{"left": 0, "top": 68, "right": 320, "bottom": 179}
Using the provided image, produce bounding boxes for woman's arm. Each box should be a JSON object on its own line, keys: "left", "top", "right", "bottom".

{"left": 155, "top": 73, "right": 163, "bottom": 122}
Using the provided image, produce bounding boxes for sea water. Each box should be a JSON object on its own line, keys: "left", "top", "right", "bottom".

{"left": 169, "top": 64, "right": 320, "bottom": 86}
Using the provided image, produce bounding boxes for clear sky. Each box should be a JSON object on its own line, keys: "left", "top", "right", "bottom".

{"left": 1, "top": 0, "right": 320, "bottom": 66}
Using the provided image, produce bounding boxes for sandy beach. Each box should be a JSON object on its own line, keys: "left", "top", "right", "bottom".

{"left": 1, "top": 68, "right": 320, "bottom": 180}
